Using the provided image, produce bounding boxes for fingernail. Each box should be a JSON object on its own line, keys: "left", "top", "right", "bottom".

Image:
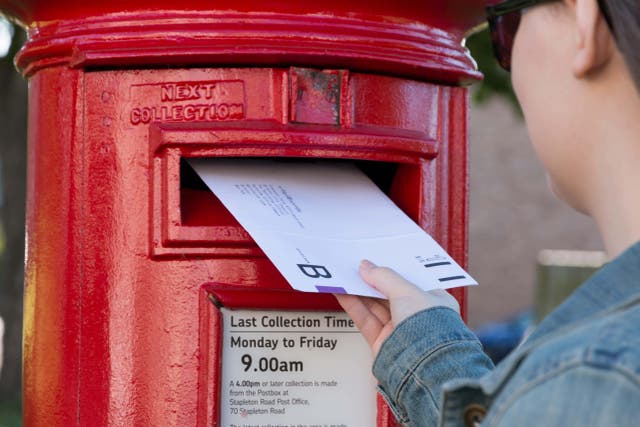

{"left": 360, "top": 259, "right": 376, "bottom": 270}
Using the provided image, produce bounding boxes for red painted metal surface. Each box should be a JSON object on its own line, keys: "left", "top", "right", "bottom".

{"left": 2, "top": 2, "right": 486, "bottom": 83}
{"left": 2, "top": 0, "right": 484, "bottom": 425}
{"left": 1, "top": 0, "right": 485, "bottom": 31}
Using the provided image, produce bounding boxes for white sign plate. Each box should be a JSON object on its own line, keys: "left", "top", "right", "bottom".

{"left": 220, "top": 308, "right": 376, "bottom": 427}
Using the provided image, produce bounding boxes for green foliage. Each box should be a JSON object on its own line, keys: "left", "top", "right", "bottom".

{"left": 0, "top": 399, "right": 21, "bottom": 427}
{"left": 466, "top": 27, "right": 522, "bottom": 116}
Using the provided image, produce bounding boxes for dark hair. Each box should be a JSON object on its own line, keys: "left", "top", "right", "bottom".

{"left": 600, "top": 0, "right": 640, "bottom": 91}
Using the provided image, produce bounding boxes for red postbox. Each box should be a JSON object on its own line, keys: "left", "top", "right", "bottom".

{"left": 1, "top": 1, "right": 485, "bottom": 425}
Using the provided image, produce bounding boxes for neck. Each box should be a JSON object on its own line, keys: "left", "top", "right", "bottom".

{"left": 588, "top": 108, "right": 640, "bottom": 259}
{"left": 579, "top": 53, "right": 640, "bottom": 260}
{"left": 592, "top": 194, "right": 640, "bottom": 260}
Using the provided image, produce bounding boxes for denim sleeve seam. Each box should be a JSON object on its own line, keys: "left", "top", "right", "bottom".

{"left": 376, "top": 385, "right": 410, "bottom": 424}
{"left": 393, "top": 338, "right": 484, "bottom": 406}
{"left": 487, "top": 361, "right": 640, "bottom": 426}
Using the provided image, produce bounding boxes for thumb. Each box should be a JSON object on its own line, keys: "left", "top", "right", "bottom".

{"left": 359, "top": 260, "right": 422, "bottom": 299}
{"left": 359, "top": 260, "right": 461, "bottom": 325}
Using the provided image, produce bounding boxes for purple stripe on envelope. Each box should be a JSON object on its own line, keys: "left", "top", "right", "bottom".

{"left": 315, "top": 285, "right": 347, "bottom": 294}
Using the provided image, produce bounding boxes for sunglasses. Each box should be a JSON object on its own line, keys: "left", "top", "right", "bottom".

{"left": 486, "top": 0, "right": 614, "bottom": 72}
{"left": 486, "top": 0, "right": 557, "bottom": 71}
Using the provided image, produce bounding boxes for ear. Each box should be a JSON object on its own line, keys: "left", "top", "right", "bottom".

{"left": 569, "top": 0, "right": 616, "bottom": 77}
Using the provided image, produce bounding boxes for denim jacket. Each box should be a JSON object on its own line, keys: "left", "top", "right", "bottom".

{"left": 374, "top": 241, "right": 640, "bottom": 427}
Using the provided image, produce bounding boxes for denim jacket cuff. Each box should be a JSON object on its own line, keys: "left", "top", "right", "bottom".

{"left": 373, "top": 306, "right": 480, "bottom": 422}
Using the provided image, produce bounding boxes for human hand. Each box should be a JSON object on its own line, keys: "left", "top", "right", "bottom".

{"left": 335, "top": 260, "right": 460, "bottom": 357}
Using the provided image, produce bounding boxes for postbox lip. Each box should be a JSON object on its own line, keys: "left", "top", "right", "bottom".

{"left": 0, "top": 1, "right": 488, "bottom": 32}
{"left": 9, "top": 9, "right": 484, "bottom": 84}
{"left": 204, "top": 283, "right": 341, "bottom": 310}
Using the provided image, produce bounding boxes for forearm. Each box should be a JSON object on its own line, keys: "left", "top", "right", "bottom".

{"left": 373, "top": 307, "right": 494, "bottom": 426}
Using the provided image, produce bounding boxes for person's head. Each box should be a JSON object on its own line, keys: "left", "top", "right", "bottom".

{"left": 486, "top": 0, "right": 640, "bottom": 217}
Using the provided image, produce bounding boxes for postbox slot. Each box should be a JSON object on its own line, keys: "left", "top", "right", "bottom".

{"left": 179, "top": 157, "right": 400, "bottom": 227}
{"left": 150, "top": 122, "right": 433, "bottom": 258}
{"left": 180, "top": 159, "right": 237, "bottom": 227}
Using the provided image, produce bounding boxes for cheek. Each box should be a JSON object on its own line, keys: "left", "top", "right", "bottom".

{"left": 511, "top": 11, "right": 551, "bottom": 125}
{"left": 510, "top": 9, "right": 588, "bottom": 211}
{"left": 512, "top": 14, "right": 552, "bottom": 164}
{"left": 510, "top": 26, "right": 528, "bottom": 105}
{"left": 512, "top": 14, "right": 570, "bottom": 136}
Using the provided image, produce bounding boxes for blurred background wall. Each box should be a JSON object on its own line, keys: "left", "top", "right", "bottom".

{"left": 0, "top": 20, "right": 605, "bottom": 422}
{"left": 467, "top": 98, "right": 603, "bottom": 328}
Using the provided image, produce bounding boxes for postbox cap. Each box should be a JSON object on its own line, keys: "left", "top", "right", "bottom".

{"left": 1, "top": 0, "right": 488, "bottom": 83}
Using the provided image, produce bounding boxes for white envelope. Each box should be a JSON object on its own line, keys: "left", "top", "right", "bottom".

{"left": 189, "top": 158, "right": 477, "bottom": 298}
